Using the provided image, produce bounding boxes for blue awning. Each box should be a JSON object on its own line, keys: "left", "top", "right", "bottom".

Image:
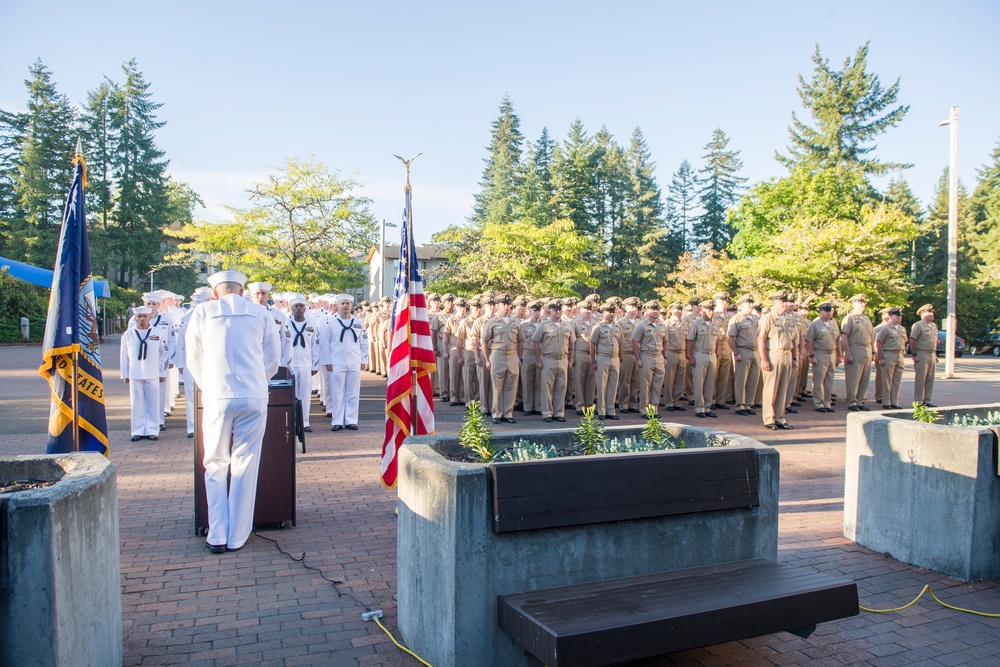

{"left": 1, "top": 255, "right": 110, "bottom": 297}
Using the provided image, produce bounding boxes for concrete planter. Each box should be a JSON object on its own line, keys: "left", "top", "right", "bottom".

{"left": 0, "top": 454, "right": 122, "bottom": 666}
{"left": 844, "top": 403, "right": 1000, "bottom": 581}
{"left": 397, "top": 425, "right": 778, "bottom": 667}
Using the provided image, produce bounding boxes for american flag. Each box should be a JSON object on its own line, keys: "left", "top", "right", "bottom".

{"left": 380, "top": 183, "right": 436, "bottom": 489}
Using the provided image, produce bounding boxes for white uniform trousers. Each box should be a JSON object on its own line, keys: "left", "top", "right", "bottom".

{"left": 292, "top": 366, "right": 313, "bottom": 427}
{"left": 202, "top": 397, "right": 267, "bottom": 550}
{"left": 321, "top": 366, "right": 334, "bottom": 413}
{"left": 158, "top": 380, "right": 169, "bottom": 425}
{"left": 329, "top": 367, "right": 361, "bottom": 427}
{"left": 129, "top": 379, "right": 160, "bottom": 437}
{"left": 168, "top": 365, "right": 179, "bottom": 410}
{"left": 182, "top": 367, "right": 197, "bottom": 435}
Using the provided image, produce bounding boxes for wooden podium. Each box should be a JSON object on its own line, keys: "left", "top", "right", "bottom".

{"left": 193, "top": 378, "right": 297, "bottom": 535}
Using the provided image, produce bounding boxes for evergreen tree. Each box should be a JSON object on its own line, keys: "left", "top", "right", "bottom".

{"left": 621, "top": 127, "right": 665, "bottom": 295}
{"left": 591, "top": 126, "right": 629, "bottom": 287}
{"left": 1, "top": 59, "right": 77, "bottom": 265}
{"left": 665, "top": 159, "right": 697, "bottom": 255}
{"left": 107, "top": 59, "right": 170, "bottom": 286}
{"left": 777, "top": 43, "right": 910, "bottom": 176}
{"left": 967, "top": 140, "right": 1000, "bottom": 286}
{"left": 515, "top": 128, "right": 556, "bottom": 226}
{"left": 551, "top": 119, "right": 598, "bottom": 241}
{"left": 80, "top": 79, "right": 117, "bottom": 231}
{"left": 470, "top": 95, "right": 523, "bottom": 227}
{"left": 693, "top": 128, "right": 746, "bottom": 252}
{"left": 921, "top": 169, "right": 971, "bottom": 286}
{"left": 885, "top": 178, "right": 923, "bottom": 280}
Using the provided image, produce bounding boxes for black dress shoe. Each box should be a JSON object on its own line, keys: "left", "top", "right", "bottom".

{"left": 303, "top": 426, "right": 313, "bottom": 432}
{"left": 206, "top": 543, "right": 226, "bottom": 554}
{"left": 608, "top": 415, "right": 620, "bottom": 420}
{"left": 554, "top": 416, "right": 566, "bottom": 422}
{"left": 726, "top": 400, "right": 737, "bottom": 405}
{"left": 688, "top": 400, "right": 695, "bottom": 406}
{"left": 790, "top": 401, "right": 801, "bottom": 407}
{"left": 816, "top": 407, "right": 827, "bottom": 412}
{"left": 187, "top": 432, "right": 194, "bottom": 438}
{"left": 777, "top": 422, "right": 794, "bottom": 430}
{"left": 159, "top": 424, "right": 165, "bottom": 431}
{"left": 848, "top": 405, "right": 860, "bottom": 411}
{"left": 450, "top": 401, "right": 460, "bottom": 406}
{"left": 858, "top": 404, "right": 871, "bottom": 411}
{"left": 715, "top": 404, "right": 729, "bottom": 410}
{"left": 748, "top": 409, "right": 758, "bottom": 415}
{"left": 882, "top": 405, "right": 892, "bottom": 410}
{"left": 130, "top": 435, "right": 142, "bottom": 442}
{"left": 663, "top": 406, "right": 674, "bottom": 412}
{"left": 331, "top": 425, "right": 342, "bottom": 431}
{"left": 576, "top": 410, "right": 584, "bottom": 416}
{"left": 673, "top": 406, "right": 686, "bottom": 412}
{"left": 696, "top": 413, "right": 706, "bottom": 418}
{"left": 706, "top": 412, "right": 718, "bottom": 418}
{"left": 146, "top": 435, "right": 158, "bottom": 441}
{"left": 735, "top": 409, "right": 748, "bottom": 416}
{"left": 440, "top": 396, "right": 449, "bottom": 403}
{"left": 890, "top": 405, "right": 903, "bottom": 409}
{"left": 492, "top": 418, "right": 501, "bottom": 424}
{"left": 786, "top": 407, "right": 798, "bottom": 414}
{"left": 503, "top": 418, "right": 516, "bottom": 424}
{"left": 765, "top": 423, "right": 779, "bottom": 430}
{"left": 597, "top": 415, "right": 605, "bottom": 420}
{"left": 752, "top": 404, "right": 762, "bottom": 409}
{"left": 543, "top": 417, "right": 552, "bottom": 422}
{"left": 346, "top": 424, "right": 358, "bottom": 430}
{"left": 924, "top": 403, "right": 937, "bottom": 408}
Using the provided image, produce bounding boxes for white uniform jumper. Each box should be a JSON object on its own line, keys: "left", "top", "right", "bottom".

{"left": 267, "top": 305, "right": 293, "bottom": 369}
{"left": 288, "top": 316, "right": 320, "bottom": 428}
{"left": 167, "top": 305, "right": 185, "bottom": 411}
{"left": 186, "top": 295, "right": 281, "bottom": 551}
{"left": 120, "top": 326, "right": 169, "bottom": 437}
{"left": 149, "top": 312, "right": 176, "bottom": 427}
{"left": 320, "top": 314, "right": 369, "bottom": 428}
{"left": 175, "top": 307, "right": 198, "bottom": 435}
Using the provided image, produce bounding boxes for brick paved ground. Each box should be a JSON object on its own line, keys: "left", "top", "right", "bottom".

{"left": 1, "top": 339, "right": 998, "bottom": 666}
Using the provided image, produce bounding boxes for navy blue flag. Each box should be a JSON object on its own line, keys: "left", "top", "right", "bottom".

{"left": 37, "top": 155, "right": 109, "bottom": 455}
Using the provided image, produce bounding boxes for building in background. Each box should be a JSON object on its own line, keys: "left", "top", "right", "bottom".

{"left": 366, "top": 243, "right": 448, "bottom": 302}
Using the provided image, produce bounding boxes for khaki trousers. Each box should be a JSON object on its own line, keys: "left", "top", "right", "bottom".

{"left": 478, "top": 354, "right": 493, "bottom": 415}
{"left": 683, "top": 361, "right": 694, "bottom": 399}
{"left": 448, "top": 346, "right": 462, "bottom": 402}
{"left": 520, "top": 352, "right": 540, "bottom": 413}
{"left": 638, "top": 353, "right": 665, "bottom": 411}
{"left": 461, "top": 349, "right": 479, "bottom": 405}
{"left": 595, "top": 355, "right": 620, "bottom": 417}
{"left": 489, "top": 352, "right": 519, "bottom": 419}
{"left": 811, "top": 350, "right": 836, "bottom": 408}
{"left": 617, "top": 353, "right": 639, "bottom": 410}
{"left": 762, "top": 348, "right": 792, "bottom": 426}
{"left": 541, "top": 357, "right": 568, "bottom": 418}
{"left": 733, "top": 348, "right": 759, "bottom": 408}
{"left": 573, "top": 352, "right": 596, "bottom": 409}
{"left": 797, "top": 354, "right": 810, "bottom": 395}
{"left": 693, "top": 351, "right": 717, "bottom": 414}
{"left": 880, "top": 350, "right": 904, "bottom": 407}
{"left": 714, "top": 351, "right": 733, "bottom": 405}
{"left": 436, "top": 349, "right": 450, "bottom": 400}
{"left": 913, "top": 350, "right": 936, "bottom": 404}
{"left": 664, "top": 352, "right": 686, "bottom": 407}
{"left": 753, "top": 353, "right": 764, "bottom": 407}
{"left": 844, "top": 345, "right": 872, "bottom": 406}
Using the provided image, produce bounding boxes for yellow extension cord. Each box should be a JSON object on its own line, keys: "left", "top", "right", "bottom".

{"left": 860, "top": 584, "right": 1000, "bottom": 617}
{"left": 373, "top": 617, "right": 434, "bottom": 667}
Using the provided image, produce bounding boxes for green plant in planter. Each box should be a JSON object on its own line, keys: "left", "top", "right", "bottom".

{"left": 911, "top": 402, "right": 942, "bottom": 424}
{"left": 948, "top": 411, "right": 1000, "bottom": 426}
{"left": 495, "top": 439, "right": 560, "bottom": 462}
{"left": 573, "top": 405, "right": 605, "bottom": 455}
{"left": 642, "top": 404, "right": 671, "bottom": 445}
{"left": 459, "top": 400, "right": 497, "bottom": 462}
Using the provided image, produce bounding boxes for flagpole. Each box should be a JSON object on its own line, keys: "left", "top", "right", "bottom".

{"left": 72, "top": 350, "right": 80, "bottom": 452}
{"left": 393, "top": 153, "right": 423, "bottom": 436}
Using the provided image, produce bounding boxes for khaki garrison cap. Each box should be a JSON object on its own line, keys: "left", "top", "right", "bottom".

{"left": 917, "top": 303, "right": 935, "bottom": 315}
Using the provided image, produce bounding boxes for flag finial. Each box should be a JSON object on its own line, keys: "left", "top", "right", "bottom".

{"left": 75, "top": 137, "right": 82, "bottom": 158}
{"left": 392, "top": 153, "right": 423, "bottom": 184}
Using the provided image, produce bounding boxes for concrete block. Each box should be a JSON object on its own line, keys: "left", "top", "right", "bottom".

{"left": 0, "top": 454, "right": 122, "bottom": 666}
{"left": 844, "top": 403, "right": 1000, "bottom": 581}
{"left": 397, "top": 425, "right": 778, "bottom": 667}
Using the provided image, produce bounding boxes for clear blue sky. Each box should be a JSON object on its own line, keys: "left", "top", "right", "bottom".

{"left": 2, "top": 0, "right": 998, "bottom": 244}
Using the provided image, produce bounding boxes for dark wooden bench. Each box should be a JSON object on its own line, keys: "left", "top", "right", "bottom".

{"left": 498, "top": 558, "right": 859, "bottom": 667}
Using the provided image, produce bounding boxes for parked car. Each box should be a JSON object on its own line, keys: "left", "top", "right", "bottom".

{"left": 969, "top": 330, "right": 1000, "bottom": 356}
{"left": 936, "top": 331, "right": 965, "bottom": 357}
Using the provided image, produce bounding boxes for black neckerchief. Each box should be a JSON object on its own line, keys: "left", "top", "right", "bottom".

{"left": 135, "top": 328, "right": 151, "bottom": 361}
{"left": 338, "top": 317, "right": 357, "bottom": 343}
{"left": 291, "top": 319, "right": 308, "bottom": 348}
{"left": 151, "top": 314, "right": 161, "bottom": 328}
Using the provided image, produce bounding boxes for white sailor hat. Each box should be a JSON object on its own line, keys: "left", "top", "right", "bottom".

{"left": 133, "top": 306, "right": 152, "bottom": 315}
{"left": 141, "top": 292, "right": 163, "bottom": 303}
{"left": 246, "top": 281, "right": 272, "bottom": 293}
{"left": 334, "top": 294, "right": 354, "bottom": 304}
{"left": 192, "top": 286, "right": 214, "bottom": 299}
{"left": 289, "top": 294, "right": 307, "bottom": 306}
{"left": 207, "top": 270, "right": 248, "bottom": 289}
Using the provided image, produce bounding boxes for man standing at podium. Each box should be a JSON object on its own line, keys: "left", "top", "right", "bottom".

{"left": 186, "top": 270, "right": 281, "bottom": 554}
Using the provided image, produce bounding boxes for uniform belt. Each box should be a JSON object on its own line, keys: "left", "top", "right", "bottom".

{"left": 543, "top": 354, "right": 566, "bottom": 360}
{"left": 737, "top": 346, "right": 755, "bottom": 351}
{"left": 915, "top": 347, "right": 935, "bottom": 352}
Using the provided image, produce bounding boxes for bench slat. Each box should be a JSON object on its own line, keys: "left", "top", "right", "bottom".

{"left": 489, "top": 448, "right": 759, "bottom": 533}
{"left": 498, "top": 559, "right": 859, "bottom": 667}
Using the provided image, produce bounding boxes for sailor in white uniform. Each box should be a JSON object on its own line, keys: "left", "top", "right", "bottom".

{"left": 120, "top": 306, "right": 169, "bottom": 441}
{"left": 287, "top": 293, "right": 320, "bottom": 431}
{"left": 320, "top": 294, "right": 369, "bottom": 430}
{"left": 248, "top": 281, "right": 292, "bottom": 370}
{"left": 186, "top": 270, "right": 281, "bottom": 553}
{"left": 133, "top": 292, "right": 176, "bottom": 430}
{"left": 175, "top": 287, "right": 214, "bottom": 437}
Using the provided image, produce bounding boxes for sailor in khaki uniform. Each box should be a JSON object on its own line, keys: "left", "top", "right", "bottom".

{"left": 444, "top": 297, "right": 467, "bottom": 405}
{"left": 615, "top": 297, "right": 642, "bottom": 413}
{"left": 841, "top": 294, "right": 874, "bottom": 411}
{"left": 632, "top": 300, "right": 669, "bottom": 414}
{"left": 481, "top": 293, "right": 524, "bottom": 423}
{"left": 519, "top": 300, "right": 544, "bottom": 415}
{"left": 875, "top": 308, "right": 907, "bottom": 409}
{"left": 121, "top": 306, "right": 169, "bottom": 441}
{"left": 872, "top": 307, "right": 892, "bottom": 406}
{"left": 662, "top": 302, "right": 687, "bottom": 411}
{"left": 532, "top": 300, "right": 575, "bottom": 422}
{"left": 805, "top": 302, "right": 840, "bottom": 412}
{"left": 572, "top": 301, "right": 597, "bottom": 413}
{"left": 711, "top": 292, "right": 733, "bottom": 410}
{"left": 757, "top": 290, "right": 796, "bottom": 430}
{"left": 909, "top": 304, "right": 939, "bottom": 407}
{"left": 687, "top": 299, "right": 719, "bottom": 418}
{"left": 680, "top": 297, "right": 701, "bottom": 402}
{"left": 589, "top": 302, "right": 623, "bottom": 420}
{"left": 729, "top": 295, "right": 759, "bottom": 416}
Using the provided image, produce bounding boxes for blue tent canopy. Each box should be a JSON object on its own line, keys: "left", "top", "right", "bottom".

{"left": 1, "top": 255, "right": 110, "bottom": 297}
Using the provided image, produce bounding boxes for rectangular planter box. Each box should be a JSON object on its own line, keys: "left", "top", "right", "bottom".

{"left": 397, "top": 424, "right": 778, "bottom": 667}
{"left": 844, "top": 403, "right": 1000, "bottom": 581}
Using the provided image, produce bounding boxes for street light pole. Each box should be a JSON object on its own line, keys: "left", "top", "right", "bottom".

{"left": 378, "top": 218, "right": 398, "bottom": 300}
{"left": 938, "top": 106, "right": 959, "bottom": 379}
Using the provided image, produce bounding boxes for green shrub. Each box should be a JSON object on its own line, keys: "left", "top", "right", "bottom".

{"left": 948, "top": 411, "right": 1000, "bottom": 426}
{"left": 494, "top": 439, "right": 560, "bottom": 462}
{"left": 911, "top": 402, "right": 942, "bottom": 424}
{"left": 573, "top": 405, "right": 605, "bottom": 455}
{"left": 0, "top": 268, "right": 49, "bottom": 343}
{"left": 459, "top": 400, "right": 497, "bottom": 462}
